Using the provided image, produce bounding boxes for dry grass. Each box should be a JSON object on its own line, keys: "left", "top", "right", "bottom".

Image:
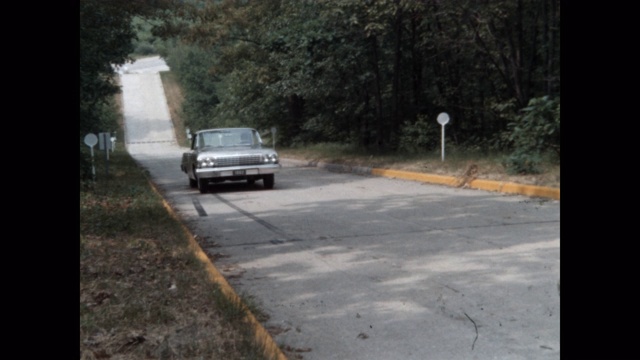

{"left": 80, "top": 80, "right": 275, "bottom": 359}
{"left": 277, "top": 145, "right": 560, "bottom": 189}
{"left": 160, "top": 71, "right": 189, "bottom": 147}
{"left": 79, "top": 148, "right": 273, "bottom": 359}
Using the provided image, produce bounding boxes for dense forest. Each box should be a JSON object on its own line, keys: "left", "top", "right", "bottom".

{"left": 80, "top": 0, "right": 560, "bottom": 176}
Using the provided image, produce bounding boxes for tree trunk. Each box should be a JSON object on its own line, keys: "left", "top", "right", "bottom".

{"left": 411, "top": 15, "right": 422, "bottom": 116}
{"left": 392, "top": 1, "right": 403, "bottom": 141}
{"left": 370, "top": 36, "right": 384, "bottom": 149}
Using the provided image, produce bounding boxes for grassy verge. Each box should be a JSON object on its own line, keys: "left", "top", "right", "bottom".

{"left": 79, "top": 144, "right": 276, "bottom": 359}
{"left": 277, "top": 143, "right": 560, "bottom": 188}
{"left": 160, "top": 71, "right": 189, "bottom": 148}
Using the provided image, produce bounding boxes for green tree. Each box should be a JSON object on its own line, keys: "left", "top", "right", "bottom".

{"left": 157, "top": 0, "right": 560, "bottom": 154}
{"left": 80, "top": 0, "right": 134, "bottom": 135}
{"left": 503, "top": 95, "right": 560, "bottom": 174}
{"left": 79, "top": 0, "right": 178, "bottom": 179}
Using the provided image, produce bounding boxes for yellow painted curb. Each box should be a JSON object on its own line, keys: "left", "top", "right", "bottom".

{"left": 487, "top": 181, "right": 560, "bottom": 200}
{"left": 371, "top": 168, "right": 459, "bottom": 187}
{"left": 148, "top": 181, "right": 287, "bottom": 360}
{"left": 371, "top": 168, "right": 559, "bottom": 200}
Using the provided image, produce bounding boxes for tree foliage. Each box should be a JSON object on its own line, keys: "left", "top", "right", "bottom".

{"left": 503, "top": 95, "right": 560, "bottom": 174}
{"left": 79, "top": 0, "right": 179, "bottom": 178}
{"left": 80, "top": 0, "right": 134, "bottom": 137}
{"left": 156, "top": 0, "right": 560, "bottom": 171}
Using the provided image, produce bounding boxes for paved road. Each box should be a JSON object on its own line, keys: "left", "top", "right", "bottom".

{"left": 122, "top": 56, "right": 560, "bottom": 360}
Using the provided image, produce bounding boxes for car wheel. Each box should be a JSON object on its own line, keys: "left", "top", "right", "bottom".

{"left": 263, "top": 174, "right": 275, "bottom": 189}
{"left": 197, "top": 176, "right": 208, "bottom": 194}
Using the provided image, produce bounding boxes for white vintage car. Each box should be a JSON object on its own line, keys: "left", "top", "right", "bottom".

{"left": 180, "top": 128, "right": 280, "bottom": 193}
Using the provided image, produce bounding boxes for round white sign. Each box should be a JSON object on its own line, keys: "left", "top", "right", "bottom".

{"left": 84, "top": 133, "right": 98, "bottom": 147}
{"left": 437, "top": 112, "right": 450, "bottom": 125}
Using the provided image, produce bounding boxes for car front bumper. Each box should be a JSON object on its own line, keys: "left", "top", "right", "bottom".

{"left": 195, "top": 163, "right": 281, "bottom": 179}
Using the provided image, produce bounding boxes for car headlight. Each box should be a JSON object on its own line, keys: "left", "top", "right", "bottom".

{"left": 197, "top": 157, "right": 216, "bottom": 168}
{"left": 263, "top": 153, "right": 279, "bottom": 164}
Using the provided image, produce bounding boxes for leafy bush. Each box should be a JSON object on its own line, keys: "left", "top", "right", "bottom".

{"left": 503, "top": 96, "right": 560, "bottom": 174}
{"left": 164, "top": 44, "right": 220, "bottom": 131}
{"left": 131, "top": 16, "right": 161, "bottom": 56}
{"left": 134, "top": 43, "right": 156, "bottom": 55}
{"left": 503, "top": 149, "right": 543, "bottom": 175}
{"left": 80, "top": 152, "right": 93, "bottom": 181}
{"left": 80, "top": 98, "right": 120, "bottom": 180}
{"left": 398, "top": 115, "right": 439, "bottom": 153}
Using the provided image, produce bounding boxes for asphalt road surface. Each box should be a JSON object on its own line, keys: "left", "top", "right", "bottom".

{"left": 122, "top": 56, "right": 560, "bottom": 360}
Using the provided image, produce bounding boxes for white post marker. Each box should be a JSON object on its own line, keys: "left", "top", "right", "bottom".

{"left": 99, "top": 132, "right": 113, "bottom": 177}
{"left": 84, "top": 133, "right": 98, "bottom": 180}
{"left": 111, "top": 132, "right": 116, "bottom": 153}
{"left": 99, "top": 132, "right": 112, "bottom": 160}
{"left": 271, "top": 127, "right": 277, "bottom": 150}
{"left": 437, "top": 112, "right": 450, "bottom": 162}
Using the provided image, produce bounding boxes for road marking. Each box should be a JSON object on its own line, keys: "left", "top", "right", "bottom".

{"left": 192, "top": 197, "right": 207, "bottom": 217}
{"left": 214, "top": 194, "right": 291, "bottom": 241}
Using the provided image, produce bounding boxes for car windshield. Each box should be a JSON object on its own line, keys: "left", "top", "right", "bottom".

{"left": 198, "top": 129, "right": 261, "bottom": 149}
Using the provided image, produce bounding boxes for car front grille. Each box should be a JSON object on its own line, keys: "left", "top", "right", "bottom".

{"left": 215, "top": 155, "right": 263, "bottom": 167}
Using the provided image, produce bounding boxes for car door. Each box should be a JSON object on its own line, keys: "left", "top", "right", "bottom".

{"left": 185, "top": 133, "right": 200, "bottom": 178}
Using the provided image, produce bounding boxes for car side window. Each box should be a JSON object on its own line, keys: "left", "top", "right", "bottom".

{"left": 197, "top": 133, "right": 205, "bottom": 149}
{"left": 252, "top": 130, "right": 263, "bottom": 148}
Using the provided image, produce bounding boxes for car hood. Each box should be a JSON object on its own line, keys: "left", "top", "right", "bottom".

{"left": 195, "top": 147, "right": 277, "bottom": 158}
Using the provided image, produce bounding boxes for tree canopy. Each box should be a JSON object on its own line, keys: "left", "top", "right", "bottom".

{"left": 79, "top": 0, "right": 179, "bottom": 137}
{"left": 79, "top": 0, "right": 180, "bottom": 178}
{"left": 81, "top": 0, "right": 560, "bottom": 176}
{"left": 159, "top": 0, "right": 559, "bottom": 164}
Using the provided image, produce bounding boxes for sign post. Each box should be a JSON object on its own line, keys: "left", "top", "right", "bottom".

{"left": 271, "top": 127, "right": 277, "bottom": 150}
{"left": 99, "top": 132, "right": 112, "bottom": 176}
{"left": 84, "top": 133, "right": 98, "bottom": 181}
{"left": 437, "top": 112, "right": 450, "bottom": 162}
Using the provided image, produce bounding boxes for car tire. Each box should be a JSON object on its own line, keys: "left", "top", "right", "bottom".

{"left": 263, "top": 174, "right": 275, "bottom": 189}
{"left": 197, "top": 176, "right": 208, "bottom": 194}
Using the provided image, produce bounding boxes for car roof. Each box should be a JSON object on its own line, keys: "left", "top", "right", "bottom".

{"left": 195, "top": 127, "right": 255, "bottom": 134}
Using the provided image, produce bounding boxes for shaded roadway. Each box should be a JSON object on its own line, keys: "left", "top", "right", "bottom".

{"left": 120, "top": 56, "right": 560, "bottom": 360}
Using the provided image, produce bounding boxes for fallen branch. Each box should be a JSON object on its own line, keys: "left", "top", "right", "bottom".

{"left": 456, "top": 164, "right": 478, "bottom": 188}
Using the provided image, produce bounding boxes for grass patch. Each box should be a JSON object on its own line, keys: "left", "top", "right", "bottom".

{"left": 159, "top": 71, "right": 189, "bottom": 147}
{"left": 80, "top": 146, "right": 274, "bottom": 359}
{"left": 277, "top": 143, "right": 560, "bottom": 188}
